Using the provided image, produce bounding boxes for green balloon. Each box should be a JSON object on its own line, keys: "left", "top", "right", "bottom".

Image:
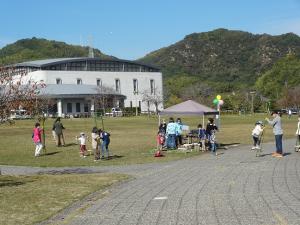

{"left": 213, "top": 99, "right": 219, "bottom": 105}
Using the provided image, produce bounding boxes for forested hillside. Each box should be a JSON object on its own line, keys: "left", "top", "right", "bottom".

{"left": 139, "top": 28, "right": 300, "bottom": 87}
{"left": 0, "top": 37, "right": 114, "bottom": 65}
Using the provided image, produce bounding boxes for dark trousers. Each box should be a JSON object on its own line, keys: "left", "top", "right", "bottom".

{"left": 275, "top": 134, "right": 283, "bottom": 154}
{"left": 253, "top": 136, "right": 260, "bottom": 146}
{"left": 176, "top": 135, "right": 182, "bottom": 147}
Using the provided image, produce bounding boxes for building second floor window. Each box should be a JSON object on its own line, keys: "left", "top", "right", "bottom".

{"left": 56, "top": 78, "right": 62, "bottom": 84}
{"left": 96, "top": 79, "right": 102, "bottom": 87}
{"left": 115, "top": 79, "right": 120, "bottom": 93}
{"left": 77, "top": 78, "right": 82, "bottom": 85}
{"left": 133, "top": 79, "right": 138, "bottom": 93}
{"left": 150, "top": 79, "right": 155, "bottom": 94}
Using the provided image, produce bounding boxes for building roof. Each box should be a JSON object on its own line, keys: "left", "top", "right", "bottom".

{"left": 16, "top": 58, "right": 82, "bottom": 67}
{"left": 15, "top": 57, "right": 160, "bottom": 71}
{"left": 38, "top": 84, "right": 126, "bottom": 99}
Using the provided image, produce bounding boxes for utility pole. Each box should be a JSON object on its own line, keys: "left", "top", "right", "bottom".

{"left": 250, "top": 91, "right": 256, "bottom": 114}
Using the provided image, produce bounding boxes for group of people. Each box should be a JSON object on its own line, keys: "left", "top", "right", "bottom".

{"left": 158, "top": 111, "right": 300, "bottom": 158}
{"left": 76, "top": 127, "right": 110, "bottom": 160}
{"left": 250, "top": 111, "right": 284, "bottom": 157}
{"left": 157, "top": 117, "right": 183, "bottom": 151}
{"left": 251, "top": 111, "right": 300, "bottom": 158}
{"left": 157, "top": 117, "right": 219, "bottom": 155}
{"left": 32, "top": 117, "right": 67, "bottom": 157}
{"left": 32, "top": 117, "right": 110, "bottom": 160}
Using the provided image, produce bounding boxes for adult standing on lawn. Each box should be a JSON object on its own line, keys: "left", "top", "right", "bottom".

{"left": 33, "top": 122, "right": 43, "bottom": 157}
{"left": 265, "top": 111, "right": 283, "bottom": 158}
{"left": 53, "top": 117, "right": 65, "bottom": 147}
{"left": 175, "top": 118, "right": 183, "bottom": 147}
{"left": 166, "top": 117, "right": 177, "bottom": 149}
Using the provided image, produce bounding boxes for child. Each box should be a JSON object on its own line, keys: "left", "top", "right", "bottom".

{"left": 99, "top": 129, "right": 110, "bottom": 159}
{"left": 251, "top": 121, "right": 264, "bottom": 150}
{"left": 33, "top": 122, "right": 43, "bottom": 157}
{"left": 210, "top": 129, "right": 217, "bottom": 156}
{"left": 206, "top": 118, "right": 218, "bottom": 151}
{"left": 76, "top": 132, "right": 87, "bottom": 157}
{"left": 198, "top": 124, "right": 206, "bottom": 151}
{"left": 156, "top": 125, "right": 166, "bottom": 154}
{"left": 91, "top": 127, "right": 100, "bottom": 161}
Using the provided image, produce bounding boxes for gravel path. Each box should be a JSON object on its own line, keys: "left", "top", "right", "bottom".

{"left": 1, "top": 139, "right": 300, "bottom": 225}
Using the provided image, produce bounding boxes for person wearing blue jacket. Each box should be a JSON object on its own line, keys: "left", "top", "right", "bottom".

{"left": 99, "top": 129, "right": 110, "bottom": 159}
{"left": 166, "top": 117, "right": 177, "bottom": 149}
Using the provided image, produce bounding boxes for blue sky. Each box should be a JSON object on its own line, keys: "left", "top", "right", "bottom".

{"left": 1, "top": 0, "right": 300, "bottom": 60}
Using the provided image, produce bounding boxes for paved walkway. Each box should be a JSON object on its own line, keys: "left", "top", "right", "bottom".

{"left": 2, "top": 139, "right": 300, "bottom": 225}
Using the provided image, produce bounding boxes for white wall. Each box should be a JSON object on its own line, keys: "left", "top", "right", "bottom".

{"left": 26, "top": 70, "right": 164, "bottom": 112}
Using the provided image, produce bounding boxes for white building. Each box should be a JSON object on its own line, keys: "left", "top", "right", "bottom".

{"left": 13, "top": 57, "right": 163, "bottom": 116}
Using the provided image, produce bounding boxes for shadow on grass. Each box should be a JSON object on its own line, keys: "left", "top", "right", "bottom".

{"left": 107, "top": 155, "right": 124, "bottom": 160}
{"left": 62, "top": 143, "right": 78, "bottom": 147}
{"left": 0, "top": 178, "right": 35, "bottom": 187}
{"left": 42, "top": 151, "right": 60, "bottom": 156}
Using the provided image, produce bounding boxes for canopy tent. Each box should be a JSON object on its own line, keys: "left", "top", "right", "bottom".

{"left": 159, "top": 100, "right": 219, "bottom": 126}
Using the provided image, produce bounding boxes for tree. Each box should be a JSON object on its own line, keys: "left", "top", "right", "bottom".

{"left": 94, "top": 85, "right": 119, "bottom": 114}
{"left": 0, "top": 66, "right": 38, "bottom": 122}
{"left": 277, "top": 86, "right": 300, "bottom": 110}
{"left": 141, "top": 87, "right": 163, "bottom": 114}
{"left": 256, "top": 54, "right": 300, "bottom": 99}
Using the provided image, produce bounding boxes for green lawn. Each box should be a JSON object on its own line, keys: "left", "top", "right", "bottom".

{"left": 0, "top": 173, "right": 128, "bottom": 225}
{"left": 0, "top": 114, "right": 298, "bottom": 167}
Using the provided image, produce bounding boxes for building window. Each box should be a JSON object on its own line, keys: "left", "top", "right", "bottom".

{"left": 67, "top": 103, "right": 72, "bottom": 113}
{"left": 115, "top": 79, "right": 120, "bottom": 93}
{"left": 76, "top": 103, "right": 81, "bottom": 112}
{"left": 77, "top": 78, "right": 82, "bottom": 85}
{"left": 139, "top": 101, "right": 141, "bottom": 109}
{"left": 133, "top": 79, "right": 138, "bottom": 93}
{"left": 56, "top": 78, "right": 62, "bottom": 84}
{"left": 84, "top": 104, "right": 89, "bottom": 113}
{"left": 96, "top": 78, "right": 102, "bottom": 87}
{"left": 150, "top": 79, "right": 155, "bottom": 94}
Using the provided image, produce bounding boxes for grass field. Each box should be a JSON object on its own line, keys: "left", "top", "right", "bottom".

{"left": 0, "top": 114, "right": 298, "bottom": 167}
{"left": 0, "top": 173, "right": 128, "bottom": 225}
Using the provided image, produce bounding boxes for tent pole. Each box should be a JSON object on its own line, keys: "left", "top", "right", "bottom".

{"left": 158, "top": 114, "right": 161, "bottom": 125}
{"left": 202, "top": 114, "right": 205, "bottom": 127}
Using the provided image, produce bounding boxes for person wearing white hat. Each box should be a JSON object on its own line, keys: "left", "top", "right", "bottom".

{"left": 76, "top": 132, "right": 87, "bottom": 157}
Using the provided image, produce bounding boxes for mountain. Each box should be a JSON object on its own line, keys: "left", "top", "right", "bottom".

{"left": 138, "top": 29, "right": 300, "bottom": 86}
{"left": 0, "top": 37, "right": 114, "bottom": 65}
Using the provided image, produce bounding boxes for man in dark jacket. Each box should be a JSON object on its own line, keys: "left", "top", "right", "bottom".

{"left": 53, "top": 117, "right": 65, "bottom": 147}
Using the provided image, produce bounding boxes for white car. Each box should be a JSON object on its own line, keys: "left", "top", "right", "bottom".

{"left": 105, "top": 108, "right": 123, "bottom": 117}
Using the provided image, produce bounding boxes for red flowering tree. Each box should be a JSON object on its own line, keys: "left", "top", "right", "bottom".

{"left": 0, "top": 66, "right": 38, "bottom": 122}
